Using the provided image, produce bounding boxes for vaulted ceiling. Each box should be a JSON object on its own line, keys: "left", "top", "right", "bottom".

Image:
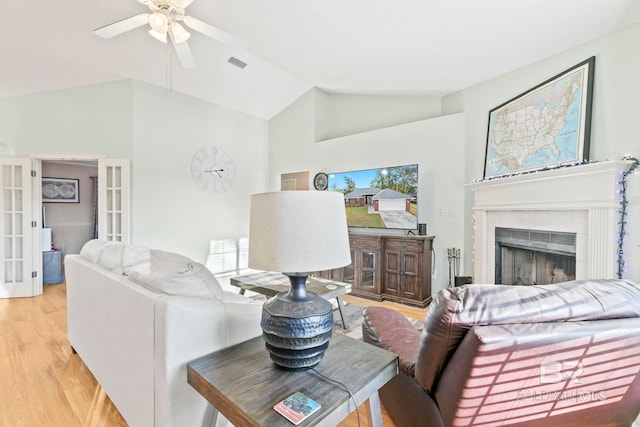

{"left": 2, "top": 0, "right": 637, "bottom": 120}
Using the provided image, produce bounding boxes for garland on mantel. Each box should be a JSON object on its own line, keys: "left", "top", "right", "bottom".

{"left": 472, "top": 159, "right": 593, "bottom": 184}
{"left": 617, "top": 155, "right": 639, "bottom": 279}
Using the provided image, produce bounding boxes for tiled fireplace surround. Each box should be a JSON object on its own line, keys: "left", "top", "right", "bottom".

{"left": 470, "top": 160, "right": 635, "bottom": 284}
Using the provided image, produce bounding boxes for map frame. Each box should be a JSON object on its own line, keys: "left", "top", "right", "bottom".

{"left": 483, "top": 57, "right": 595, "bottom": 180}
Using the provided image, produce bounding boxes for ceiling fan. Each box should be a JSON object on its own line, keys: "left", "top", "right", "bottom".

{"left": 94, "top": 0, "right": 244, "bottom": 69}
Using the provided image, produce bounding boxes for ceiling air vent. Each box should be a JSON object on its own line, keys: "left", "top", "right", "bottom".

{"left": 227, "top": 57, "right": 247, "bottom": 69}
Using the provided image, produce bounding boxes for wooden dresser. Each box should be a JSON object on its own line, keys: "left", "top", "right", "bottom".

{"left": 316, "top": 233, "right": 434, "bottom": 308}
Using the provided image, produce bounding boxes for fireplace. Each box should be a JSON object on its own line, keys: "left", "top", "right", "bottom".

{"left": 495, "top": 227, "right": 576, "bottom": 285}
{"left": 470, "top": 160, "right": 636, "bottom": 284}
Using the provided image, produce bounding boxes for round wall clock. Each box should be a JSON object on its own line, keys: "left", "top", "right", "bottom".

{"left": 191, "top": 146, "right": 236, "bottom": 192}
{"left": 313, "top": 172, "right": 328, "bottom": 190}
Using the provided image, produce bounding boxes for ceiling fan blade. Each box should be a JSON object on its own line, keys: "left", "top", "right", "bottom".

{"left": 183, "top": 16, "right": 246, "bottom": 49}
{"left": 94, "top": 13, "right": 150, "bottom": 38}
{"left": 169, "top": 32, "right": 196, "bottom": 69}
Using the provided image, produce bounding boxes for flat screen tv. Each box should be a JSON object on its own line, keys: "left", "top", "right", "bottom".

{"left": 328, "top": 164, "right": 418, "bottom": 230}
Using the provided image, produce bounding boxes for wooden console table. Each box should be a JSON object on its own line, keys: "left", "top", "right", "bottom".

{"left": 187, "top": 334, "right": 398, "bottom": 426}
{"left": 316, "top": 233, "right": 435, "bottom": 308}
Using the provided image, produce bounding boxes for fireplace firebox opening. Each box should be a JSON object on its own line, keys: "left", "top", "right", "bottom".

{"left": 495, "top": 227, "right": 577, "bottom": 285}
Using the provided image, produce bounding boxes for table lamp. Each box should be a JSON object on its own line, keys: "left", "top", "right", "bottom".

{"left": 249, "top": 190, "right": 351, "bottom": 370}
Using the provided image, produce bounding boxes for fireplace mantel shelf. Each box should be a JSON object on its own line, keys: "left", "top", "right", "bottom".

{"left": 469, "top": 160, "right": 634, "bottom": 212}
{"left": 470, "top": 159, "right": 634, "bottom": 283}
{"left": 469, "top": 160, "right": 634, "bottom": 189}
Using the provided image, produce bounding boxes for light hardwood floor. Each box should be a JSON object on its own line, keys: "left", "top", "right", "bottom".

{"left": 0, "top": 283, "right": 426, "bottom": 427}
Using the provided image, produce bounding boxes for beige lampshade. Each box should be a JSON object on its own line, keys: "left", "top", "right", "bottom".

{"left": 249, "top": 191, "right": 351, "bottom": 273}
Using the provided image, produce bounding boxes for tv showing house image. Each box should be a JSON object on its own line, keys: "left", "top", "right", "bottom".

{"left": 328, "top": 164, "right": 418, "bottom": 230}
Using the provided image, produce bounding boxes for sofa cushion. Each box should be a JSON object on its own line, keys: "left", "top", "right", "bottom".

{"left": 79, "top": 239, "right": 109, "bottom": 263}
{"left": 414, "top": 279, "right": 640, "bottom": 392}
{"left": 100, "top": 242, "right": 153, "bottom": 275}
{"left": 127, "top": 251, "right": 224, "bottom": 300}
{"left": 79, "top": 240, "right": 153, "bottom": 275}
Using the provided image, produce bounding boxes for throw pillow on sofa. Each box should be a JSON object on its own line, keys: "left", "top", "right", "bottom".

{"left": 127, "top": 250, "right": 224, "bottom": 300}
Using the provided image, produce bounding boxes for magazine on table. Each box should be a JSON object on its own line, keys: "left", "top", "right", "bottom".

{"left": 273, "top": 391, "right": 321, "bottom": 425}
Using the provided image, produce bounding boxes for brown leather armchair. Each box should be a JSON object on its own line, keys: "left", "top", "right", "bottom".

{"left": 362, "top": 279, "right": 640, "bottom": 427}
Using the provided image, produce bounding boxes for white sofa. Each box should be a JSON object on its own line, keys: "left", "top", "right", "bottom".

{"left": 65, "top": 239, "right": 263, "bottom": 427}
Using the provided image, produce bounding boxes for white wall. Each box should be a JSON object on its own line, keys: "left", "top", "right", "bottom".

{"left": 130, "top": 81, "right": 269, "bottom": 262}
{"left": 270, "top": 88, "right": 466, "bottom": 294}
{"left": 3, "top": 80, "right": 134, "bottom": 158}
{"left": 2, "top": 80, "right": 270, "bottom": 264}
{"left": 443, "top": 23, "right": 640, "bottom": 282}
{"left": 315, "top": 91, "right": 443, "bottom": 141}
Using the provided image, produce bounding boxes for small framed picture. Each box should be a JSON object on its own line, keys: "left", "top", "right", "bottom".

{"left": 42, "top": 177, "right": 80, "bottom": 203}
{"left": 280, "top": 171, "right": 310, "bottom": 191}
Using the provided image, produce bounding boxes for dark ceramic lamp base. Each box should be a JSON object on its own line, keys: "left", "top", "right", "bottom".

{"left": 260, "top": 274, "right": 334, "bottom": 370}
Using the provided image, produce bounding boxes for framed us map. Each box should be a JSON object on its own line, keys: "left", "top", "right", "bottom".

{"left": 484, "top": 57, "right": 595, "bottom": 179}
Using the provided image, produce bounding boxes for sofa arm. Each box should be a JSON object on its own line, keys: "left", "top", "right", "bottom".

{"left": 363, "top": 306, "right": 421, "bottom": 376}
{"left": 154, "top": 295, "right": 263, "bottom": 427}
{"left": 222, "top": 299, "right": 264, "bottom": 345}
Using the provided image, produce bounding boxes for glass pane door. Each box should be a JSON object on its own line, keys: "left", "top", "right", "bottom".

{"left": 0, "top": 158, "right": 35, "bottom": 298}
{"left": 98, "top": 159, "right": 130, "bottom": 243}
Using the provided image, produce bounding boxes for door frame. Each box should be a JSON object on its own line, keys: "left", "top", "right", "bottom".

{"left": 32, "top": 154, "right": 131, "bottom": 291}
{"left": 32, "top": 155, "right": 103, "bottom": 293}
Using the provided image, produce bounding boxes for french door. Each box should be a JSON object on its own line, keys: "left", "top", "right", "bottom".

{"left": 0, "top": 158, "right": 35, "bottom": 298}
{"left": 0, "top": 157, "right": 130, "bottom": 298}
{"left": 98, "top": 159, "right": 130, "bottom": 242}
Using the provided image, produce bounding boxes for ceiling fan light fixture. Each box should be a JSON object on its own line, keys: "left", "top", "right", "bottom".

{"left": 149, "top": 12, "right": 169, "bottom": 33}
{"left": 148, "top": 28, "right": 168, "bottom": 43}
{"left": 170, "top": 22, "right": 191, "bottom": 43}
{"left": 95, "top": 0, "right": 247, "bottom": 69}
